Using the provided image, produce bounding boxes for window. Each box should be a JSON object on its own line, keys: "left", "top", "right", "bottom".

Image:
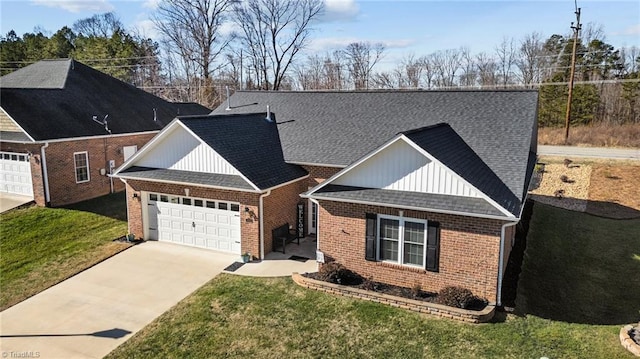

{"left": 170, "top": 196, "right": 179, "bottom": 204}
{"left": 218, "top": 202, "right": 228, "bottom": 210}
{"left": 160, "top": 195, "right": 168, "bottom": 202}
{"left": 74, "top": 152, "right": 90, "bottom": 183}
{"left": 149, "top": 193, "right": 158, "bottom": 201}
{"left": 206, "top": 201, "right": 216, "bottom": 208}
{"left": 365, "top": 213, "right": 440, "bottom": 271}
{"left": 230, "top": 204, "right": 240, "bottom": 212}
{"left": 182, "top": 198, "right": 192, "bottom": 205}
{"left": 194, "top": 199, "right": 203, "bottom": 207}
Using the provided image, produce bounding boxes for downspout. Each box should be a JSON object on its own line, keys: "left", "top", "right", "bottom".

{"left": 121, "top": 178, "right": 131, "bottom": 235}
{"left": 309, "top": 198, "right": 320, "bottom": 271}
{"left": 258, "top": 190, "right": 271, "bottom": 260}
{"left": 40, "top": 142, "right": 51, "bottom": 205}
{"left": 497, "top": 221, "right": 518, "bottom": 306}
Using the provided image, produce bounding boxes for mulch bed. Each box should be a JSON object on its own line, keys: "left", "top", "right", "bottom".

{"left": 587, "top": 165, "right": 640, "bottom": 219}
{"left": 303, "top": 272, "right": 487, "bottom": 311}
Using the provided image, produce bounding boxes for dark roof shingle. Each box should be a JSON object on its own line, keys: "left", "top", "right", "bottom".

{"left": 0, "top": 59, "right": 211, "bottom": 141}
{"left": 119, "top": 166, "right": 255, "bottom": 191}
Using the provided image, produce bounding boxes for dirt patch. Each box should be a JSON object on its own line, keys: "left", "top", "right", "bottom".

{"left": 528, "top": 162, "right": 591, "bottom": 212}
{"left": 586, "top": 165, "right": 640, "bottom": 219}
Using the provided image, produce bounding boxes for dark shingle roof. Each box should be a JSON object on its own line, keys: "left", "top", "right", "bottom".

{"left": 212, "top": 90, "right": 538, "bottom": 208}
{"left": 403, "top": 123, "right": 519, "bottom": 216}
{"left": 315, "top": 185, "right": 505, "bottom": 217}
{"left": 0, "top": 59, "right": 210, "bottom": 141}
{"left": 172, "top": 102, "right": 211, "bottom": 116}
{"left": 179, "top": 113, "right": 308, "bottom": 190}
{"left": 119, "top": 166, "right": 254, "bottom": 191}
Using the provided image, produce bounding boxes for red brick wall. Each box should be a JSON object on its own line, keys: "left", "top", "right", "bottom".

{"left": 263, "top": 180, "right": 307, "bottom": 253}
{"left": 501, "top": 224, "right": 516, "bottom": 275}
{"left": 125, "top": 180, "right": 261, "bottom": 256}
{"left": 0, "top": 142, "right": 46, "bottom": 206}
{"left": 318, "top": 200, "right": 507, "bottom": 303}
{"left": 44, "top": 133, "right": 155, "bottom": 206}
{"left": 302, "top": 165, "right": 342, "bottom": 188}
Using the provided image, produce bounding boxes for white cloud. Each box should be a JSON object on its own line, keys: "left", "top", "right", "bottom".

{"left": 132, "top": 19, "right": 159, "bottom": 40}
{"left": 310, "top": 37, "right": 415, "bottom": 52}
{"left": 616, "top": 24, "right": 640, "bottom": 36}
{"left": 219, "top": 21, "right": 240, "bottom": 37}
{"left": 320, "top": 0, "right": 359, "bottom": 22}
{"left": 30, "top": 0, "right": 114, "bottom": 13}
{"left": 142, "top": 0, "right": 160, "bottom": 10}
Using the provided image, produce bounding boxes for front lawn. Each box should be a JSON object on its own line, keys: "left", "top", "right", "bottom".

{"left": 106, "top": 274, "right": 629, "bottom": 358}
{"left": 106, "top": 201, "right": 639, "bottom": 358}
{"left": 0, "top": 193, "right": 129, "bottom": 310}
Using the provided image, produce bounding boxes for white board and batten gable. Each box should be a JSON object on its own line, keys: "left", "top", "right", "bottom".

{"left": 331, "top": 136, "right": 482, "bottom": 198}
{"left": 132, "top": 122, "right": 240, "bottom": 176}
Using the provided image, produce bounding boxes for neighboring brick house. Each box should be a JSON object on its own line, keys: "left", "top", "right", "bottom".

{"left": 114, "top": 90, "right": 538, "bottom": 306}
{"left": 0, "top": 59, "right": 209, "bottom": 206}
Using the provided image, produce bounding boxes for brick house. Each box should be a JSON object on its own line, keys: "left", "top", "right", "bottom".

{"left": 0, "top": 59, "right": 209, "bottom": 206}
{"left": 114, "top": 90, "right": 538, "bottom": 305}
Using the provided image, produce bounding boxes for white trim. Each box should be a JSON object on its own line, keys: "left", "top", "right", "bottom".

{"left": 287, "top": 161, "right": 346, "bottom": 168}
{"left": 307, "top": 194, "right": 513, "bottom": 221}
{"left": 0, "top": 107, "right": 36, "bottom": 142}
{"left": 309, "top": 197, "right": 321, "bottom": 271}
{"left": 114, "top": 174, "right": 262, "bottom": 193}
{"left": 34, "top": 130, "right": 160, "bottom": 144}
{"left": 73, "top": 151, "right": 90, "bottom": 183}
{"left": 305, "top": 134, "right": 515, "bottom": 219}
{"left": 377, "top": 214, "right": 428, "bottom": 269}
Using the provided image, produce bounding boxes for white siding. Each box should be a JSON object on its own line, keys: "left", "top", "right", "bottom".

{"left": 333, "top": 139, "right": 480, "bottom": 197}
{"left": 135, "top": 125, "right": 240, "bottom": 175}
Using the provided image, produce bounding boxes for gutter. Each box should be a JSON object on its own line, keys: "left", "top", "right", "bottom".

{"left": 40, "top": 142, "right": 51, "bottom": 205}
{"left": 496, "top": 198, "right": 529, "bottom": 306}
{"left": 258, "top": 190, "right": 271, "bottom": 259}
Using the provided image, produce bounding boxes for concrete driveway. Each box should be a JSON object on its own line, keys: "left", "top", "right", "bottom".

{"left": 0, "top": 192, "right": 33, "bottom": 213}
{"left": 0, "top": 241, "right": 237, "bottom": 359}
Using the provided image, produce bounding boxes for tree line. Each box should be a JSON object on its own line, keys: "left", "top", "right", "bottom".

{"left": 1, "top": 0, "right": 638, "bottom": 126}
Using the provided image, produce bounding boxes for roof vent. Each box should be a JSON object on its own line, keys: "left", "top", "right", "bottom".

{"left": 153, "top": 108, "right": 157, "bottom": 122}
{"left": 266, "top": 105, "right": 272, "bottom": 122}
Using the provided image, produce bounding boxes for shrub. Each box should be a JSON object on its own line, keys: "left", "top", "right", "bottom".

{"left": 437, "top": 286, "right": 475, "bottom": 309}
{"left": 317, "top": 262, "right": 363, "bottom": 285}
{"left": 411, "top": 283, "right": 422, "bottom": 299}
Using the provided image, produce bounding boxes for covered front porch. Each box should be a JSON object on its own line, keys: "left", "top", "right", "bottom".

{"left": 226, "top": 236, "right": 318, "bottom": 276}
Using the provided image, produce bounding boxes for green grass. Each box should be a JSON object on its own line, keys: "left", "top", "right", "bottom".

{"left": 516, "top": 202, "right": 640, "bottom": 325}
{"left": 0, "top": 193, "right": 129, "bottom": 310}
{"left": 106, "top": 275, "right": 630, "bottom": 359}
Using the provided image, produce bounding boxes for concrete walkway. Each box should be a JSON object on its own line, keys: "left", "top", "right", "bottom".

{"left": 538, "top": 145, "right": 640, "bottom": 160}
{"left": 0, "top": 193, "right": 33, "bottom": 213}
{"left": 0, "top": 242, "right": 237, "bottom": 359}
{"left": 229, "top": 237, "right": 319, "bottom": 277}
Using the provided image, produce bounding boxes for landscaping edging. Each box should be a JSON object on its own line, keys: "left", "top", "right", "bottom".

{"left": 620, "top": 325, "right": 640, "bottom": 357}
{"left": 292, "top": 273, "right": 495, "bottom": 323}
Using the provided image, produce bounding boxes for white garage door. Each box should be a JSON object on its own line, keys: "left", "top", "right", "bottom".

{"left": 146, "top": 192, "right": 241, "bottom": 254}
{"left": 0, "top": 151, "right": 33, "bottom": 197}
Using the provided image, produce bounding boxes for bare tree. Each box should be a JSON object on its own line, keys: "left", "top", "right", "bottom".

{"left": 432, "top": 48, "right": 461, "bottom": 87}
{"left": 495, "top": 37, "right": 517, "bottom": 87}
{"left": 517, "top": 32, "right": 545, "bottom": 87}
{"left": 343, "top": 41, "right": 385, "bottom": 89}
{"left": 419, "top": 54, "right": 436, "bottom": 89}
{"left": 458, "top": 47, "right": 477, "bottom": 87}
{"left": 476, "top": 52, "right": 498, "bottom": 87}
{"left": 233, "top": 0, "right": 324, "bottom": 90}
{"left": 153, "top": 0, "right": 234, "bottom": 106}
{"left": 73, "top": 12, "right": 122, "bottom": 37}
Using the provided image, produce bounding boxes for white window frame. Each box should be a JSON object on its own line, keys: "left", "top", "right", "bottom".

{"left": 73, "top": 151, "right": 90, "bottom": 183}
{"left": 377, "top": 214, "right": 428, "bottom": 268}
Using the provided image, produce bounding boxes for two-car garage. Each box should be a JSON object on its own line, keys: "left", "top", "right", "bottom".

{"left": 143, "top": 192, "right": 242, "bottom": 254}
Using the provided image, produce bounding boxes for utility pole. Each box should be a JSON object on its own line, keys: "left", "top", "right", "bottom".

{"left": 564, "top": 1, "right": 582, "bottom": 143}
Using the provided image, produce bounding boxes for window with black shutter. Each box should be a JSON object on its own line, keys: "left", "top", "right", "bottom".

{"left": 426, "top": 222, "right": 440, "bottom": 272}
{"left": 365, "top": 213, "right": 377, "bottom": 261}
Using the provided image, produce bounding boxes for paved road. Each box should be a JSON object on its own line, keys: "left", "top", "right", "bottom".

{"left": 538, "top": 145, "right": 640, "bottom": 160}
{"left": 0, "top": 242, "right": 237, "bottom": 359}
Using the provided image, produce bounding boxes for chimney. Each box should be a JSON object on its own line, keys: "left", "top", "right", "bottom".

{"left": 225, "top": 86, "right": 231, "bottom": 111}
{"left": 266, "top": 105, "right": 272, "bottom": 122}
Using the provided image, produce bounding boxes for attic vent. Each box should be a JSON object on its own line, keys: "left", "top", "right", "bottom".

{"left": 266, "top": 105, "right": 272, "bottom": 122}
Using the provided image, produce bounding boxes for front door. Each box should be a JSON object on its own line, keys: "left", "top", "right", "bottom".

{"left": 308, "top": 201, "right": 317, "bottom": 235}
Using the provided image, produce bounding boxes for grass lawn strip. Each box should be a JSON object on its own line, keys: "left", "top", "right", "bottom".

{"left": 0, "top": 193, "right": 128, "bottom": 310}
{"left": 106, "top": 274, "right": 630, "bottom": 359}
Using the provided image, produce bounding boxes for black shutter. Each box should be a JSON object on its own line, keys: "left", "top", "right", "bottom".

{"left": 365, "top": 213, "right": 377, "bottom": 261}
{"left": 426, "top": 222, "right": 440, "bottom": 272}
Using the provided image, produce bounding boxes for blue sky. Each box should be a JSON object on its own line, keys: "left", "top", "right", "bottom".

{"left": 1, "top": 0, "right": 638, "bottom": 69}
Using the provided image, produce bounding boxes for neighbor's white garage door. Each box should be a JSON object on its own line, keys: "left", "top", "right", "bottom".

{"left": 145, "top": 192, "right": 241, "bottom": 254}
{"left": 0, "top": 151, "right": 33, "bottom": 197}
